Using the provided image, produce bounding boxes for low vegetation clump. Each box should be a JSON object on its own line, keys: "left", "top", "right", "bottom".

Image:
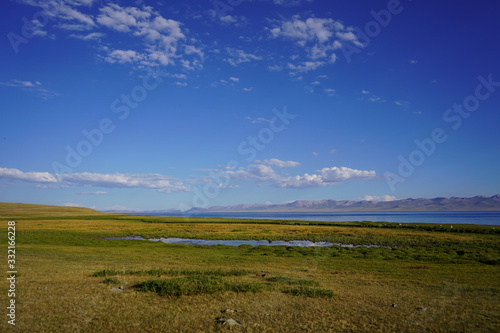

{"left": 92, "top": 269, "right": 120, "bottom": 277}
{"left": 102, "top": 278, "right": 119, "bottom": 285}
{"left": 266, "top": 276, "right": 320, "bottom": 286}
{"left": 92, "top": 268, "right": 335, "bottom": 298}
{"left": 135, "top": 276, "right": 263, "bottom": 296}
{"left": 92, "top": 268, "right": 248, "bottom": 277}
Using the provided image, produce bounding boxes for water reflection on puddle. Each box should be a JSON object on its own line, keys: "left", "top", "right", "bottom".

{"left": 104, "top": 236, "right": 381, "bottom": 248}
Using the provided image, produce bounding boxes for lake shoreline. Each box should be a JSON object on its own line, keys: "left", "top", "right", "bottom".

{"left": 124, "top": 210, "right": 500, "bottom": 225}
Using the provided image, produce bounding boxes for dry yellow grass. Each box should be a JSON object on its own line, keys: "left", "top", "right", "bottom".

{"left": 0, "top": 203, "right": 498, "bottom": 332}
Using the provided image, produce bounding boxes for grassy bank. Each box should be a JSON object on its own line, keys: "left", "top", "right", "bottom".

{"left": 0, "top": 203, "right": 499, "bottom": 332}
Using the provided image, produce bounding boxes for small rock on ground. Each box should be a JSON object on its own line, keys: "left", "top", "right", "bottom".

{"left": 215, "top": 317, "right": 240, "bottom": 326}
{"left": 223, "top": 319, "right": 240, "bottom": 326}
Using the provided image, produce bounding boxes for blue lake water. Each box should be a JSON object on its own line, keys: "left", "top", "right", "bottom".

{"left": 135, "top": 211, "right": 500, "bottom": 225}
{"left": 104, "top": 236, "right": 388, "bottom": 248}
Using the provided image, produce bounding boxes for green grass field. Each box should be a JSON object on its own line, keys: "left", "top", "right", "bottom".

{"left": 1, "top": 203, "right": 499, "bottom": 332}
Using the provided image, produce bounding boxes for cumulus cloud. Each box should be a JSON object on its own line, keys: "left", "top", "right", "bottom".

{"left": 20, "top": 0, "right": 96, "bottom": 29}
{"left": 287, "top": 61, "right": 325, "bottom": 73}
{"left": 96, "top": 4, "right": 196, "bottom": 68}
{"left": 219, "top": 15, "right": 247, "bottom": 26}
{"left": 225, "top": 164, "right": 376, "bottom": 189}
{"left": 0, "top": 167, "right": 189, "bottom": 194}
{"left": 77, "top": 191, "right": 108, "bottom": 195}
{"left": 68, "top": 32, "right": 104, "bottom": 40}
{"left": 219, "top": 15, "right": 237, "bottom": 24}
{"left": 0, "top": 167, "right": 58, "bottom": 183}
{"left": 363, "top": 195, "right": 396, "bottom": 202}
{"left": 260, "top": 159, "right": 301, "bottom": 168}
{"left": 225, "top": 48, "right": 262, "bottom": 66}
{"left": 269, "top": 16, "right": 362, "bottom": 73}
{"left": 96, "top": 4, "right": 145, "bottom": 32}
{"left": 59, "top": 172, "right": 188, "bottom": 193}
{"left": 19, "top": 1, "right": 201, "bottom": 70}
{"left": 104, "top": 49, "right": 143, "bottom": 64}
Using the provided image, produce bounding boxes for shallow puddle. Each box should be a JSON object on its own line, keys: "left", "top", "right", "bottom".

{"left": 104, "top": 236, "right": 383, "bottom": 248}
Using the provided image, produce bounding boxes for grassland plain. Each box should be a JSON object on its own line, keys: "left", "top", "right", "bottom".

{"left": 0, "top": 203, "right": 499, "bottom": 332}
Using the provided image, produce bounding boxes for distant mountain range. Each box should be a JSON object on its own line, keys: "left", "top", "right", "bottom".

{"left": 105, "top": 195, "right": 500, "bottom": 214}
{"left": 185, "top": 195, "right": 500, "bottom": 213}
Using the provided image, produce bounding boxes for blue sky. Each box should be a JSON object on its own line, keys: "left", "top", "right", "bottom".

{"left": 1, "top": 0, "right": 499, "bottom": 211}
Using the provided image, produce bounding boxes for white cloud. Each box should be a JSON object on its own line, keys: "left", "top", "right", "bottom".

{"left": 311, "top": 152, "right": 320, "bottom": 157}
{"left": 96, "top": 4, "right": 146, "bottom": 32}
{"left": 260, "top": 159, "right": 300, "bottom": 168}
{"left": 394, "top": 100, "right": 411, "bottom": 112}
{"left": 225, "top": 48, "right": 262, "bottom": 66}
{"left": 0, "top": 167, "right": 189, "bottom": 194}
{"left": 69, "top": 32, "right": 104, "bottom": 40}
{"left": 171, "top": 74, "right": 187, "bottom": 79}
{"left": 0, "top": 167, "right": 58, "bottom": 183}
{"left": 105, "top": 49, "right": 143, "bottom": 64}
{"left": 95, "top": 4, "right": 201, "bottom": 69}
{"left": 77, "top": 191, "right": 108, "bottom": 195}
{"left": 0, "top": 80, "right": 40, "bottom": 88}
{"left": 229, "top": 77, "right": 240, "bottom": 82}
{"left": 225, "top": 164, "right": 376, "bottom": 189}
{"left": 63, "top": 202, "right": 84, "bottom": 207}
{"left": 60, "top": 172, "right": 188, "bottom": 193}
{"left": 0, "top": 80, "right": 57, "bottom": 99}
{"left": 336, "top": 31, "right": 357, "bottom": 42}
{"left": 363, "top": 195, "right": 396, "bottom": 202}
{"left": 20, "top": 0, "right": 96, "bottom": 28}
{"left": 409, "top": 59, "right": 418, "bottom": 64}
{"left": 268, "top": 64, "right": 283, "bottom": 72}
{"left": 20, "top": 1, "right": 201, "bottom": 70}
{"left": 318, "top": 167, "right": 375, "bottom": 181}
{"left": 324, "top": 88, "right": 335, "bottom": 96}
{"left": 271, "top": 17, "right": 340, "bottom": 42}
{"left": 288, "top": 61, "right": 324, "bottom": 73}
{"left": 272, "top": 0, "right": 309, "bottom": 6}
{"left": 219, "top": 15, "right": 248, "bottom": 26}
{"left": 244, "top": 116, "right": 271, "bottom": 124}
{"left": 243, "top": 87, "right": 254, "bottom": 92}
{"left": 270, "top": 16, "right": 362, "bottom": 72}
{"left": 103, "top": 204, "right": 135, "bottom": 211}
{"left": 360, "top": 90, "right": 385, "bottom": 103}
{"left": 220, "top": 15, "right": 238, "bottom": 24}
{"left": 184, "top": 45, "right": 204, "bottom": 59}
